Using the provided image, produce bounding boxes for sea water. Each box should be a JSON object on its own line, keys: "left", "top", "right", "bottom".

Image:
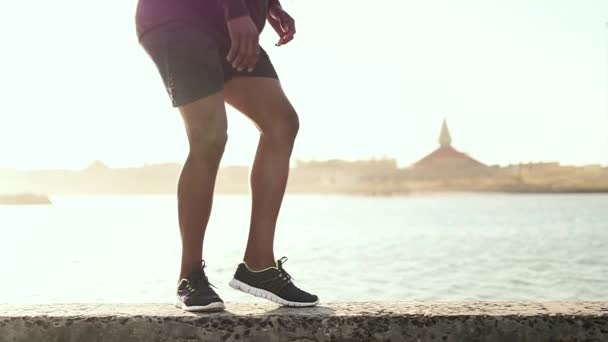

{"left": 0, "top": 193, "right": 606, "bottom": 303}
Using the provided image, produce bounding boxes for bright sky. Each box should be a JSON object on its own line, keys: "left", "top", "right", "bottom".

{"left": 0, "top": 0, "right": 607, "bottom": 170}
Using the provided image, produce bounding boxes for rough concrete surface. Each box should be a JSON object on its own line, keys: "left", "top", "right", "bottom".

{"left": 1, "top": 302, "right": 607, "bottom": 342}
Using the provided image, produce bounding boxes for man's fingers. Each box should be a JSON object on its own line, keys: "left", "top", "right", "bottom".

{"left": 246, "top": 49, "right": 260, "bottom": 72}
{"left": 236, "top": 37, "right": 251, "bottom": 71}
{"left": 279, "top": 14, "right": 294, "bottom": 32}
{"left": 279, "top": 34, "right": 294, "bottom": 45}
{"left": 231, "top": 36, "right": 248, "bottom": 70}
{"left": 226, "top": 16, "right": 260, "bottom": 69}
{"left": 227, "top": 34, "right": 241, "bottom": 62}
{"left": 288, "top": 21, "right": 296, "bottom": 35}
{"left": 276, "top": 33, "right": 294, "bottom": 46}
{"left": 242, "top": 37, "right": 258, "bottom": 72}
{"left": 233, "top": 34, "right": 258, "bottom": 71}
{"left": 276, "top": 19, "right": 295, "bottom": 46}
{"left": 246, "top": 45, "right": 260, "bottom": 72}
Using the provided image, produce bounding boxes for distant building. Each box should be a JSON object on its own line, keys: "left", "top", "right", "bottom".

{"left": 291, "top": 158, "right": 398, "bottom": 187}
{"left": 408, "top": 119, "right": 489, "bottom": 178}
{"left": 84, "top": 160, "right": 110, "bottom": 174}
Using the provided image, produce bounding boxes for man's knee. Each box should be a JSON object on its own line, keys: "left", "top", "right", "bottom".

{"left": 187, "top": 125, "right": 228, "bottom": 160}
{"left": 265, "top": 109, "right": 300, "bottom": 145}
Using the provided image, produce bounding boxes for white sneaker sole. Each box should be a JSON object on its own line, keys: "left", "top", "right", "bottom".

{"left": 229, "top": 278, "right": 319, "bottom": 307}
{"left": 175, "top": 299, "right": 225, "bottom": 312}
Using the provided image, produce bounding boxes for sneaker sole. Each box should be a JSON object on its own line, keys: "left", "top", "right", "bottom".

{"left": 175, "top": 300, "right": 225, "bottom": 312}
{"left": 228, "top": 278, "right": 319, "bottom": 307}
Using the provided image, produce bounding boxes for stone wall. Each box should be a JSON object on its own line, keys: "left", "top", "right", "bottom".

{"left": 1, "top": 302, "right": 607, "bottom": 342}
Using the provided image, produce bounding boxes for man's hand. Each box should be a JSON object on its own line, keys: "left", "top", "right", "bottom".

{"left": 226, "top": 16, "right": 260, "bottom": 72}
{"left": 268, "top": 6, "right": 296, "bottom": 46}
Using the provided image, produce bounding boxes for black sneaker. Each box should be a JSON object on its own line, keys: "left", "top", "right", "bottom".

{"left": 229, "top": 257, "right": 319, "bottom": 307}
{"left": 176, "top": 262, "right": 225, "bottom": 312}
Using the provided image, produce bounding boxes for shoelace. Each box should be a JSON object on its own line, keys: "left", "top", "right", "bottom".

{"left": 183, "top": 277, "right": 219, "bottom": 296}
{"left": 183, "top": 262, "right": 217, "bottom": 294}
{"left": 188, "top": 275, "right": 217, "bottom": 292}
{"left": 257, "top": 256, "right": 306, "bottom": 293}
{"left": 277, "top": 256, "right": 294, "bottom": 283}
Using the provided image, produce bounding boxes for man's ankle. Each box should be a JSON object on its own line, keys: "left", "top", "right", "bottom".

{"left": 179, "top": 261, "right": 204, "bottom": 280}
{"left": 243, "top": 257, "right": 276, "bottom": 271}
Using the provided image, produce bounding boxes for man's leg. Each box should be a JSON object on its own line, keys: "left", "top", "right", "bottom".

{"left": 224, "top": 77, "right": 299, "bottom": 270}
{"left": 177, "top": 91, "right": 228, "bottom": 279}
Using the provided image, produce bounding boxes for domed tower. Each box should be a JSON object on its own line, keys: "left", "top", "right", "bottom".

{"left": 411, "top": 119, "right": 487, "bottom": 175}
{"left": 439, "top": 118, "right": 452, "bottom": 147}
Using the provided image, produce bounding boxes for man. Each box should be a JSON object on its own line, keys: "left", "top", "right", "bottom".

{"left": 136, "top": 0, "right": 318, "bottom": 311}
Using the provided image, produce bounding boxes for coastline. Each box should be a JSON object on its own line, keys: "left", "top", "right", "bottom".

{"left": 0, "top": 193, "right": 52, "bottom": 205}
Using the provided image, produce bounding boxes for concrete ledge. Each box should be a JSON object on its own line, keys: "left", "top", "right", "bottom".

{"left": 1, "top": 302, "right": 607, "bottom": 342}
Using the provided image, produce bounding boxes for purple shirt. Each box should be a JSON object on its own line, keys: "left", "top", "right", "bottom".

{"left": 136, "top": 0, "right": 278, "bottom": 40}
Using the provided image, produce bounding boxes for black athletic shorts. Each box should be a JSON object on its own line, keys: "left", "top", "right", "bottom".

{"left": 140, "top": 22, "right": 279, "bottom": 108}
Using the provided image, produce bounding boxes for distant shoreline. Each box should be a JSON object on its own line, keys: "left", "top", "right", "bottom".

{"left": 3, "top": 158, "right": 607, "bottom": 198}
{"left": 34, "top": 189, "right": 608, "bottom": 197}
{"left": 0, "top": 193, "right": 52, "bottom": 205}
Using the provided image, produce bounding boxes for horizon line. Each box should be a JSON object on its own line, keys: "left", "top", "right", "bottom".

{"left": 1, "top": 157, "right": 607, "bottom": 172}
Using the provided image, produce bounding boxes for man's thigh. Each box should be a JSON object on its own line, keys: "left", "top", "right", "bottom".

{"left": 178, "top": 91, "right": 228, "bottom": 146}
{"left": 223, "top": 77, "right": 296, "bottom": 132}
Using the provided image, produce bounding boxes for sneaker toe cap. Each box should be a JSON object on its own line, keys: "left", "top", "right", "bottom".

{"left": 280, "top": 286, "right": 318, "bottom": 304}
{"left": 306, "top": 294, "right": 319, "bottom": 303}
{"left": 183, "top": 294, "right": 223, "bottom": 306}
